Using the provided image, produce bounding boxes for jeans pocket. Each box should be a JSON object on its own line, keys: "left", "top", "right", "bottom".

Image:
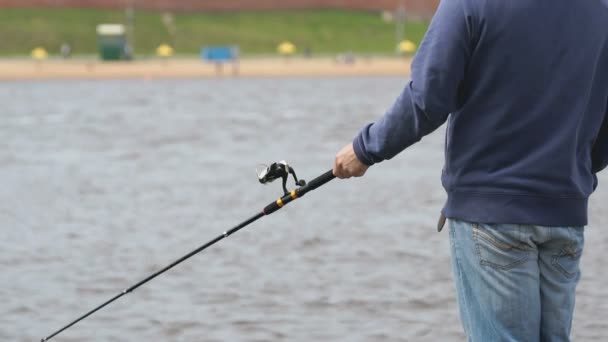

{"left": 551, "top": 227, "right": 584, "bottom": 279}
{"left": 472, "top": 223, "right": 530, "bottom": 270}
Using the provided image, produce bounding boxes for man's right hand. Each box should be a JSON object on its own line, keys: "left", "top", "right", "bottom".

{"left": 333, "top": 143, "right": 369, "bottom": 179}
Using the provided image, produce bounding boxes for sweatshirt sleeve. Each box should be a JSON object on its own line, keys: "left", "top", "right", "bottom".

{"left": 353, "top": 0, "right": 476, "bottom": 166}
{"left": 592, "top": 109, "right": 608, "bottom": 174}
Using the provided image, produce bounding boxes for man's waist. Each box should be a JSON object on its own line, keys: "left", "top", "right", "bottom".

{"left": 442, "top": 190, "right": 588, "bottom": 227}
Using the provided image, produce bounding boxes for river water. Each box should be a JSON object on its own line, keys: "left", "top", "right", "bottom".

{"left": 1, "top": 78, "right": 606, "bottom": 341}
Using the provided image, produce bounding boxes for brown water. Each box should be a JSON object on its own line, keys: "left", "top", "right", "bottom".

{"left": 1, "top": 78, "right": 606, "bottom": 341}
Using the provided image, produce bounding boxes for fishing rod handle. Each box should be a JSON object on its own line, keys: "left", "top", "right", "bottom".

{"left": 263, "top": 169, "right": 335, "bottom": 215}
{"left": 298, "top": 169, "right": 335, "bottom": 195}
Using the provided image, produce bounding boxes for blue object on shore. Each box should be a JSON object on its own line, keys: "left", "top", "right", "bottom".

{"left": 201, "top": 46, "right": 239, "bottom": 62}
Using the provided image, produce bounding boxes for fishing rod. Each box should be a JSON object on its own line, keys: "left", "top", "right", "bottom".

{"left": 41, "top": 161, "right": 335, "bottom": 342}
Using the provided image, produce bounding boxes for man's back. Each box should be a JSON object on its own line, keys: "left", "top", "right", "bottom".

{"left": 345, "top": 0, "right": 608, "bottom": 225}
{"left": 439, "top": 0, "right": 608, "bottom": 225}
{"left": 334, "top": 1, "right": 608, "bottom": 340}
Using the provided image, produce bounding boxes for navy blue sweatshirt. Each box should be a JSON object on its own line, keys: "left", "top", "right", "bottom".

{"left": 353, "top": 0, "right": 608, "bottom": 226}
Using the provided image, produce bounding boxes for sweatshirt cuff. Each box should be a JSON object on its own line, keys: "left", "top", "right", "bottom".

{"left": 352, "top": 132, "right": 375, "bottom": 166}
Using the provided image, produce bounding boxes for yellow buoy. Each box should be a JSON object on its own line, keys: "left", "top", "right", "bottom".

{"left": 277, "top": 41, "right": 296, "bottom": 56}
{"left": 156, "top": 44, "right": 174, "bottom": 58}
{"left": 397, "top": 40, "right": 417, "bottom": 54}
{"left": 31, "top": 47, "right": 48, "bottom": 60}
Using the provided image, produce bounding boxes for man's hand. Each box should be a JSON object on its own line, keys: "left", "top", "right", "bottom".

{"left": 333, "top": 143, "right": 369, "bottom": 179}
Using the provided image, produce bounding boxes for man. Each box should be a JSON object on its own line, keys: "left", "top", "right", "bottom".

{"left": 333, "top": 0, "right": 608, "bottom": 341}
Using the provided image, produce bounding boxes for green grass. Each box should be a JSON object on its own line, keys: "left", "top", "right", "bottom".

{"left": 0, "top": 8, "right": 429, "bottom": 57}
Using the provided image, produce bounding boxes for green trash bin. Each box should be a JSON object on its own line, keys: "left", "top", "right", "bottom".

{"left": 96, "top": 24, "right": 130, "bottom": 61}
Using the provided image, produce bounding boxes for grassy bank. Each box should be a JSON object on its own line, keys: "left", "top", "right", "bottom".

{"left": 0, "top": 8, "right": 429, "bottom": 57}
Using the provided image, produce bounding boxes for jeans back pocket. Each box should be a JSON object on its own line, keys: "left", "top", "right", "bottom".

{"left": 472, "top": 223, "right": 531, "bottom": 270}
{"left": 551, "top": 227, "right": 584, "bottom": 279}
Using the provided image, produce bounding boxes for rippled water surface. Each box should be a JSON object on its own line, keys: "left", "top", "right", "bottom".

{"left": 1, "top": 78, "right": 607, "bottom": 341}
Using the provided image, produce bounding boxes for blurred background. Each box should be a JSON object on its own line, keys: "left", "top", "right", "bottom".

{"left": 0, "top": 0, "right": 437, "bottom": 80}
{"left": 0, "top": 0, "right": 437, "bottom": 59}
{"left": 1, "top": 1, "right": 607, "bottom": 342}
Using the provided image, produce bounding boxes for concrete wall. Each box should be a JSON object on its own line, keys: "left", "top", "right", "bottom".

{"left": 0, "top": 0, "right": 439, "bottom": 18}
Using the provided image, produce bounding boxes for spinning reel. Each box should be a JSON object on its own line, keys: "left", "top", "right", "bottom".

{"left": 257, "top": 161, "right": 306, "bottom": 195}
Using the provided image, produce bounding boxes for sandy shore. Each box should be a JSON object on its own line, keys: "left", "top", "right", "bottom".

{"left": 0, "top": 57, "right": 412, "bottom": 80}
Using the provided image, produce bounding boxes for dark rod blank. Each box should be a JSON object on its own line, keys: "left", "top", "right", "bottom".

{"left": 41, "top": 169, "right": 335, "bottom": 341}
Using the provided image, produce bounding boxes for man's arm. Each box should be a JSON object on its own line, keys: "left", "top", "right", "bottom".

{"left": 352, "top": 0, "right": 477, "bottom": 166}
{"left": 592, "top": 108, "right": 608, "bottom": 174}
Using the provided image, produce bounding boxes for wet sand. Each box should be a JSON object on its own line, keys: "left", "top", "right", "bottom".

{"left": 0, "top": 57, "right": 412, "bottom": 80}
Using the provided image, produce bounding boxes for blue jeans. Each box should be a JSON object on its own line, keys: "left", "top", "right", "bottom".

{"left": 449, "top": 220, "right": 584, "bottom": 342}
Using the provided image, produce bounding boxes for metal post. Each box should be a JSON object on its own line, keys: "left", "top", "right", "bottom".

{"left": 395, "top": 1, "right": 406, "bottom": 54}
{"left": 125, "top": 0, "right": 135, "bottom": 58}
